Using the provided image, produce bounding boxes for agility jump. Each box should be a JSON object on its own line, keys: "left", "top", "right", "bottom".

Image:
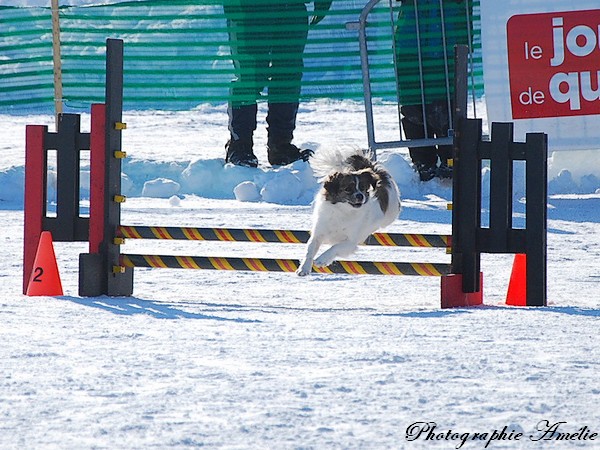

{"left": 116, "top": 225, "right": 451, "bottom": 275}
{"left": 23, "top": 39, "right": 548, "bottom": 307}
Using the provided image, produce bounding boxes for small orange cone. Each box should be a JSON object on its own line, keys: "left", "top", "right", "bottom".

{"left": 506, "top": 253, "right": 526, "bottom": 306}
{"left": 26, "top": 231, "right": 63, "bottom": 296}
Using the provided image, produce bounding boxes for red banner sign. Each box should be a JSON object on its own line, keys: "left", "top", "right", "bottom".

{"left": 507, "top": 9, "right": 600, "bottom": 119}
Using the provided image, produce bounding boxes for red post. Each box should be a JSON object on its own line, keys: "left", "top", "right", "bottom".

{"left": 441, "top": 273, "right": 483, "bottom": 308}
{"left": 23, "top": 125, "right": 48, "bottom": 294}
{"left": 89, "top": 103, "right": 107, "bottom": 254}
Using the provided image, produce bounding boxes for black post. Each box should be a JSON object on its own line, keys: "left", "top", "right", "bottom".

{"left": 487, "top": 123, "right": 514, "bottom": 253}
{"left": 448, "top": 43, "right": 547, "bottom": 305}
{"left": 102, "top": 38, "right": 133, "bottom": 296}
{"left": 450, "top": 45, "right": 482, "bottom": 292}
{"left": 43, "top": 113, "right": 90, "bottom": 242}
{"left": 451, "top": 45, "right": 468, "bottom": 269}
{"left": 80, "top": 38, "right": 132, "bottom": 296}
{"left": 525, "top": 132, "right": 548, "bottom": 306}
{"left": 452, "top": 118, "right": 482, "bottom": 293}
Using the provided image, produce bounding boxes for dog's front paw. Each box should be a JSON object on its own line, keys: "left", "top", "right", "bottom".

{"left": 296, "top": 261, "right": 312, "bottom": 276}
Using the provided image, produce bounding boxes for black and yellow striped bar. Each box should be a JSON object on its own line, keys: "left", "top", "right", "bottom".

{"left": 118, "top": 225, "right": 450, "bottom": 248}
{"left": 120, "top": 254, "right": 451, "bottom": 276}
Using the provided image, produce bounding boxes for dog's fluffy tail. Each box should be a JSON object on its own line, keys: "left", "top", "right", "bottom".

{"left": 310, "top": 147, "right": 375, "bottom": 180}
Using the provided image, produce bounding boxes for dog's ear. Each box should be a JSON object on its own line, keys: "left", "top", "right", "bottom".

{"left": 359, "top": 169, "right": 380, "bottom": 190}
{"left": 323, "top": 173, "right": 343, "bottom": 203}
{"left": 324, "top": 173, "right": 341, "bottom": 192}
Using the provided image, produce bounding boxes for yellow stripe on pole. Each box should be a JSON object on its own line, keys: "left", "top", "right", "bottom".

{"left": 145, "top": 255, "right": 168, "bottom": 268}
{"left": 411, "top": 263, "right": 442, "bottom": 276}
{"left": 274, "top": 230, "right": 302, "bottom": 243}
{"left": 373, "top": 261, "right": 402, "bottom": 275}
{"left": 215, "top": 228, "right": 235, "bottom": 241}
{"left": 406, "top": 234, "right": 431, "bottom": 248}
{"left": 209, "top": 257, "right": 235, "bottom": 270}
{"left": 373, "top": 233, "right": 394, "bottom": 246}
{"left": 443, "top": 235, "right": 451, "bottom": 247}
{"left": 120, "top": 226, "right": 142, "bottom": 239}
{"left": 243, "top": 258, "right": 268, "bottom": 272}
{"left": 339, "top": 260, "right": 367, "bottom": 274}
{"left": 182, "top": 227, "right": 204, "bottom": 241}
{"left": 276, "top": 259, "right": 298, "bottom": 272}
{"left": 176, "top": 256, "right": 200, "bottom": 269}
{"left": 244, "top": 229, "right": 266, "bottom": 242}
{"left": 314, "top": 265, "right": 334, "bottom": 274}
{"left": 151, "top": 227, "right": 173, "bottom": 240}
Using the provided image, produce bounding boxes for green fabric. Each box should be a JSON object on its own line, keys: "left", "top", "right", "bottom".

{"left": 0, "top": 1, "right": 482, "bottom": 112}
{"left": 395, "top": 0, "right": 472, "bottom": 105}
{"left": 225, "top": 1, "right": 309, "bottom": 106}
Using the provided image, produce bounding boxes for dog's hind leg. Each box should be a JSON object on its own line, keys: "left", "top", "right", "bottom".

{"left": 314, "top": 240, "right": 358, "bottom": 268}
{"left": 296, "top": 236, "right": 322, "bottom": 276}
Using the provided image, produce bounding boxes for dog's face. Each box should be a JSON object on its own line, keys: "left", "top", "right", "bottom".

{"left": 323, "top": 169, "right": 377, "bottom": 208}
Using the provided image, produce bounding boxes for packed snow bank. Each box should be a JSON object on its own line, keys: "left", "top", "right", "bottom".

{"left": 0, "top": 146, "right": 438, "bottom": 208}
{"left": 2, "top": 138, "right": 599, "bottom": 209}
{"left": 1, "top": 102, "right": 600, "bottom": 208}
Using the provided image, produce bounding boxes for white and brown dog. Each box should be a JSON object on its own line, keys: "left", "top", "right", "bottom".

{"left": 296, "top": 148, "right": 401, "bottom": 276}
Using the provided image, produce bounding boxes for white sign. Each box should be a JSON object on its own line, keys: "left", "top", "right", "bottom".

{"left": 480, "top": 0, "right": 600, "bottom": 150}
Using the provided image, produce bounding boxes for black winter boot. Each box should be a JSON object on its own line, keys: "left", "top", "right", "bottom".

{"left": 225, "top": 138, "right": 258, "bottom": 168}
{"left": 267, "top": 138, "right": 313, "bottom": 166}
{"left": 414, "top": 162, "right": 437, "bottom": 182}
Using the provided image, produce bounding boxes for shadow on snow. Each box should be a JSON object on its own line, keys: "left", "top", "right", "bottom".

{"left": 60, "top": 295, "right": 261, "bottom": 322}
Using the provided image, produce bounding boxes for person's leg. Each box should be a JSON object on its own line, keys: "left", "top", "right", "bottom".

{"left": 266, "top": 103, "right": 312, "bottom": 165}
{"left": 224, "top": 3, "right": 269, "bottom": 166}
{"left": 227, "top": 104, "right": 257, "bottom": 143}
{"left": 401, "top": 105, "right": 438, "bottom": 181}
{"left": 426, "top": 101, "right": 453, "bottom": 178}
{"left": 225, "top": 104, "right": 259, "bottom": 167}
{"left": 266, "top": 102, "right": 298, "bottom": 144}
{"left": 266, "top": 2, "right": 312, "bottom": 165}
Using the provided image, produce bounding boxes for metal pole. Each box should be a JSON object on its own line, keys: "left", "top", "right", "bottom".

{"left": 357, "top": 0, "right": 381, "bottom": 155}
{"left": 51, "top": 0, "right": 64, "bottom": 128}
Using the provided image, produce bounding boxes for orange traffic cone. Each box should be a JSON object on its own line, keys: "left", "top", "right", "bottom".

{"left": 26, "top": 231, "right": 63, "bottom": 296}
{"left": 506, "top": 253, "right": 526, "bottom": 306}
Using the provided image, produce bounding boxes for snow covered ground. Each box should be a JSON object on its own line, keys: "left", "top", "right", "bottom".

{"left": 1, "top": 100, "right": 599, "bottom": 449}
